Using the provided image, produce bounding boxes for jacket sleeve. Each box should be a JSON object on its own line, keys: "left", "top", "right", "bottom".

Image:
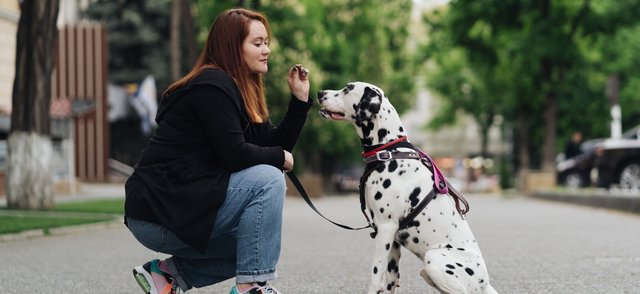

{"left": 188, "top": 85, "right": 284, "bottom": 172}
{"left": 263, "top": 94, "right": 314, "bottom": 151}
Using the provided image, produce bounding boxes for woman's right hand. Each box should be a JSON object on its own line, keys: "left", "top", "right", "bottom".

{"left": 283, "top": 150, "right": 294, "bottom": 172}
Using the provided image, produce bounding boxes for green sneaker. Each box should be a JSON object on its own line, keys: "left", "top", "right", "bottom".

{"left": 230, "top": 282, "right": 282, "bottom": 294}
{"left": 133, "top": 259, "right": 180, "bottom": 294}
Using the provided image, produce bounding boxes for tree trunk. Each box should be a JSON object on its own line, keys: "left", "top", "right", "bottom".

{"left": 181, "top": 0, "right": 198, "bottom": 68}
{"left": 170, "top": 0, "right": 181, "bottom": 82}
{"left": 8, "top": 0, "right": 60, "bottom": 209}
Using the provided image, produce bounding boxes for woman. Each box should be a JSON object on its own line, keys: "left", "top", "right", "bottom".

{"left": 125, "top": 8, "right": 311, "bottom": 294}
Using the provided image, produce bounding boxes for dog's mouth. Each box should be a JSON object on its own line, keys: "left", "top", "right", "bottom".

{"left": 319, "top": 108, "right": 346, "bottom": 120}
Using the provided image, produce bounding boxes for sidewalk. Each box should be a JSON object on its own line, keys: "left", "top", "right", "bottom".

{"left": 530, "top": 187, "right": 640, "bottom": 214}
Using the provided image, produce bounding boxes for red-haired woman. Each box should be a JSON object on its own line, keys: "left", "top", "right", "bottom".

{"left": 124, "top": 8, "right": 311, "bottom": 294}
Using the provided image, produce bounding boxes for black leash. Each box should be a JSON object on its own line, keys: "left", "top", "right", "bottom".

{"left": 286, "top": 172, "right": 371, "bottom": 231}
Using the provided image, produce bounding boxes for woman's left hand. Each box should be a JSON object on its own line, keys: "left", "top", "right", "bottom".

{"left": 287, "top": 64, "right": 310, "bottom": 102}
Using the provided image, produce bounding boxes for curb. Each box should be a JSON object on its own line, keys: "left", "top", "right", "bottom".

{"left": 530, "top": 190, "right": 640, "bottom": 214}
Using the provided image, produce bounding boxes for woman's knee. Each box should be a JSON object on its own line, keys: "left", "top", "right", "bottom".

{"left": 243, "top": 164, "right": 286, "bottom": 192}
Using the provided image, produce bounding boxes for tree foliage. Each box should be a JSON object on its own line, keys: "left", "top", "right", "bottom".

{"left": 422, "top": 0, "right": 640, "bottom": 171}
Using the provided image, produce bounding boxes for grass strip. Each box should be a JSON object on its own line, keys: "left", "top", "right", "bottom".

{"left": 0, "top": 198, "right": 124, "bottom": 235}
{"left": 53, "top": 198, "right": 125, "bottom": 214}
{"left": 0, "top": 215, "right": 112, "bottom": 235}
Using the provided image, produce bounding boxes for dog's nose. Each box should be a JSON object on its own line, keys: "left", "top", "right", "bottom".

{"left": 317, "top": 90, "right": 326, "bottom": 102}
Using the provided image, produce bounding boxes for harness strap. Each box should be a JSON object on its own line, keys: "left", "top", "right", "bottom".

{"left": 399, "top": 189, "right": 438, "bottom": 229}
{"left": 286, "top": 172, "right": 371, "bottom": 231}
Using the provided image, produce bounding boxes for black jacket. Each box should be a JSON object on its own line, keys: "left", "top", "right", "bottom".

{"left": 125, "top": 68, "right": 312, "bottom": 252}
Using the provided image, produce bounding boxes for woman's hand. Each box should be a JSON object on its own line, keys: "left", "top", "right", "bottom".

{"left": 287, "top": 64, "right": 310, "bottom": 102}
{"left": 283, "top": 150, "right": 294, "bottom": 172}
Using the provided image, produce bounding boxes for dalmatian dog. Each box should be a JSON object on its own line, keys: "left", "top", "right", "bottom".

{"left": 318, "top": 82, "right": 498, "bottom": 294}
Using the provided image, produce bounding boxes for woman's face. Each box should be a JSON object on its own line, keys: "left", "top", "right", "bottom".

{"left": 242, "top": 20, "right": 270, "bottom": 74}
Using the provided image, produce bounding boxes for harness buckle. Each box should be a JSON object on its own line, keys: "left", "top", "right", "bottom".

{"left": 375, "top": 150, "right": 393, "bottom": 161}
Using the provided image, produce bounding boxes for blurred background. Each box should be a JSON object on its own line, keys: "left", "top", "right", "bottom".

{"left": 1, "top": 0, "right": 639, "bottom": 209}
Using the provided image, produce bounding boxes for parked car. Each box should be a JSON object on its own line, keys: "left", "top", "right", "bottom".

{"left": 594, "top": 125, "right": 640, "bottom": 190}
{"left": 556, "top": 138, "right": 602, "bottom": 188}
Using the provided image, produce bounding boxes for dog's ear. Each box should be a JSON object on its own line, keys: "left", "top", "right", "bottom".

{"left": 362, "top": 86, "right": 382, "bottom": 114}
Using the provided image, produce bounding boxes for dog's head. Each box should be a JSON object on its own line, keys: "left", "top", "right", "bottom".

{"left": 317, "top": 82, "right": 384, "bottom": 123}
{"left": 318, "top": 82, "right": 405, "bottom": 146}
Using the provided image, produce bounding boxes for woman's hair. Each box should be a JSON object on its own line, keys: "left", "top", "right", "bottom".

{"left": 164, "top": 8, "right": 271, "bottom": 123}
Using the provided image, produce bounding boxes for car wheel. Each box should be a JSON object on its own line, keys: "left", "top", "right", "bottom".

{"left": 618, "top": 161, "right": 640, "bottom": 190}
{"left": 564, "top": 171, "right": 584, "bottom": 188}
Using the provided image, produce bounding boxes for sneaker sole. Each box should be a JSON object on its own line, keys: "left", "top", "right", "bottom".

{"left": 133, "top": 265, "right": 159, "bottom": 294}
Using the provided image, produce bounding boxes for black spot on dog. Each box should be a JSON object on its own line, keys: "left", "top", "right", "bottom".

{"left": 383, "top": 179, "right": 391, "bottom": 189}
{"left": 457, "top": 248, "right": 465, "bottom": 251}
{"left": 347, "top": 83, "right": 355, "bottom": 91}
{"left": 465, "top": 268, "right": 475, "bottom": 276}
{"left": 398, "top": 170, "right": 405, "bottom": 176}
{"left": 445, "top": 244, "right": 453, "bottom": 249}
{"left": 446, "top": 270, "right": 454, "bottom": 275}
{"left": 374, "top": 191, "right": 382, "bottom": 200}
{"left": 388, "top": 259, "right": 398, "bottom": 273}
{"left": 408, "top": 187, "right": 421, "bottom": 206}
{"left": 378, "top": 128, "right": 389, "bottom": 143}
{"left": 388, "top": 160, "right": 398, "bottom": 173}
{"left": 479, "top": 279, "right": 484, "bottom": 283}
{"left": 405, "top": 219, "right": 420, "bottom": 228}
{"left": 386, "top": 243, "right": 390, "bottom": 250}
{"left": 456, "top": 263, "right": 463, "bottom": 267}
{"left": 399, "top": 126, "right": 404, "bottom": 132}
{"left": 398, "top": 232, "right": 410, "bottom": 246}
{"left": 412, "top": 237, "right": 419, "bottom": 243}
{"left": 375, "top": 163, "right": 385, "bottom": 173}
{"left": 393, "top": 242, "right": 400, "bottom": 249}
{"left": 373, "top": 266, "right": 378, "bottom": 274}
{"left": 380, "top": 208, "right": 385, "bottom": 213}
{"left": 387, "top": 283, "right": 394, "bottom": 291}
{"left": 446, "top": 264, "right": 455, "bottom": 269}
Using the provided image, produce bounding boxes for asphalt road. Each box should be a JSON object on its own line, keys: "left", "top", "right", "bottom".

{"left": 0, "top": 193, "right": 639, "bottom": 293}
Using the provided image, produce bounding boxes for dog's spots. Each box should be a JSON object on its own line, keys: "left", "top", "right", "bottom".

{"left": 388, "top": 259, "right": 399, "bottom": 273}
{"left": 383, "top": 179, "right": 391, "bottom": 189}
{"left": 380, "top": 208, "right": 384, "bottom": 214}
{"left": 446, "top": 264, "right": 455, "bottom": 269}
{"left": 374, "top": 191, "right": 382, "bottom": 200}
{"left": 412, "top": 237, "right": 419, "bottom": 244}
{"left": 479, "top": 279, "right": 484, "bottom": 283}
{"left": 405, "top": 219, "right": 420, "bottom": 228}
{"left": 386, "top": 243, "right": 390, "bottom": 250}
{"left": 377, "top": 128, "right": 390, "bottom": 143}
{"left": 393, "top": 242, "right": 400, "bottom": 249}
{"left": 375, "top": 163, "right": 385, "bottom": 173}
{"left": 397, "top": 232, "right": 410, "bottom": 246}
{"left": 373, "top": 266, "right": 378, "bottom": 274}
{"left": 399, "top": 170, "right": 405, "bottom": 176}
{"left": 388, "top": 161, "right": 398, "bottom": 173}
{"left": 347, "top": 83, "right": 355, "bottom": 91}
{"left": 399, "top": 126, "right": 404, "bottom": 132}
{"left": 458, "top": 248, "right": 465, "bottom": 251}
{"left": 446, "top": 270, "right": 454, "bottom": 275}
{"left": 456, "top": 263, "right": 463, "bottom": 267}
{"left": 386, "top": 283, "right": 395, "bottom": 291}
{"left": 465, "top": 268, "right": 475, "bottom": 276}
{"left": 408, "top": 187, "right": 421, "bottom": 206}
{"left": 445, "top": 244, "right": 453, "bottom": 249}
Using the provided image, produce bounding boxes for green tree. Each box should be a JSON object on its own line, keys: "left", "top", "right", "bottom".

{"left": 422, "top": 0, "right": 640, "bottom": 173}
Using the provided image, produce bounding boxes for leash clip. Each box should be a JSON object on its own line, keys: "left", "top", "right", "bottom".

{"left": 375, "top": 150, "right": 393, "bottom": 161}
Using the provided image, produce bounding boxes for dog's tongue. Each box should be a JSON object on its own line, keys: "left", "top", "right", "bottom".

{"left": 330, "top": 112, "right": 345, "bottom": 120}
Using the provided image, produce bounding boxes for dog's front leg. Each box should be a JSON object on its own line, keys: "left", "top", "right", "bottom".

{"left": 367, "top": 224, "right": 398, "bottom": 294}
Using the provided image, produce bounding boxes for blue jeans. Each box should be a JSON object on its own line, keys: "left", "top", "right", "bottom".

{"left": 126, "top": 164, "right": 286, "bottom": 291}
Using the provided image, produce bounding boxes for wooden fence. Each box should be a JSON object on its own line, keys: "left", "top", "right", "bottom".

{"left": 52, "top": 23, "right": 109, "bottom": 182}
